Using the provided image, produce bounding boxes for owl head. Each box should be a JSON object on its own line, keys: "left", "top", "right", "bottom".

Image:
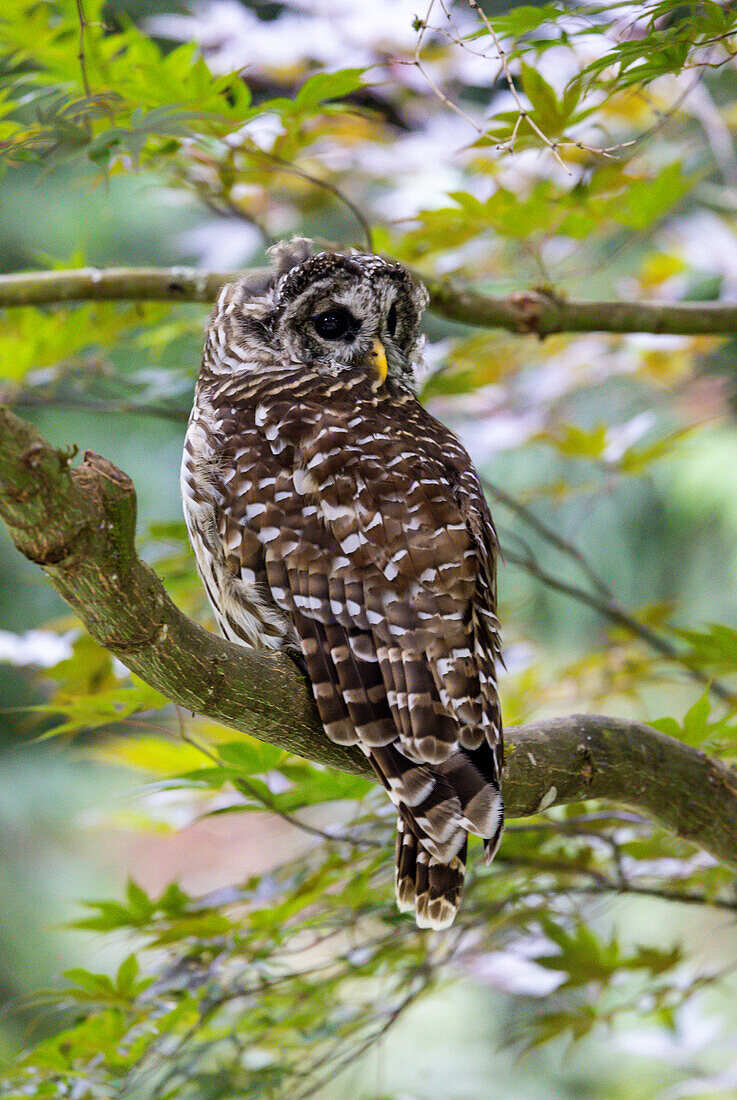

{"left": 218, "top": 238, "right": 429, "bottom": 389}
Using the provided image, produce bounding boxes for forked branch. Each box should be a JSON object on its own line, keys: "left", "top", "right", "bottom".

{"left": 0, "top": 404, "right": 736, "bottom": 871}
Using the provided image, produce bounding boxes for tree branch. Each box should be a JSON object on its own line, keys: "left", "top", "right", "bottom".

{"left": 1, "top": 405, "right": 736, "bottom": 872}
{"left": 0, "top": 267, "right": 234, "bottom": 307}
{"left": 1, "top": 266, "right": 737, "bottom": 337}
{"left": 423, "top": 278, "right": 737, "bottom": 337}
{"left": 501, "top": 538, "right": 737, "bottom": 707}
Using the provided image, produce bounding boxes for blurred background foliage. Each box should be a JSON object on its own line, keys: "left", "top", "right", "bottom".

{"left": 2, "top": 0, "right": 737, "bottom": 1096}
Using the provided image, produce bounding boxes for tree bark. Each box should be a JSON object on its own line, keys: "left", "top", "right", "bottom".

{"left": 2, "top": 266, "right": 737, "bottom": 337}
{"left": 0, "top": 405, "right": 736, "bottom": 871}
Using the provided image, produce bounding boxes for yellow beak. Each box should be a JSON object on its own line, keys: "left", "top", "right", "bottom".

{"left": 369, "top": 338, "right": 388, "bottom": 385}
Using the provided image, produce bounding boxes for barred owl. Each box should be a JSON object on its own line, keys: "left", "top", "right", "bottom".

{"left": 181, "top": 239, "right": 503, "bottom": 929}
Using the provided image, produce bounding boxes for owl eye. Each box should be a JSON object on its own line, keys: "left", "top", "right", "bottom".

{"left": 387, "top": 302, "right": 398, "bottom": 337}
{"left": 313, "top": 306, "right": 356, "bottom": 340}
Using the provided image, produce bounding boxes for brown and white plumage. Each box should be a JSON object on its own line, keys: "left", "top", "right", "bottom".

{"left": 182, "top": 239, "right": 503, "bottom": 928}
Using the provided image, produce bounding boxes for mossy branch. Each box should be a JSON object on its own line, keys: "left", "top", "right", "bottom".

{"left": 1, "top": 266, "right": 737, "bottom": 336}
{"left": 0, "top": 405, "right": 736, "bottom": 871}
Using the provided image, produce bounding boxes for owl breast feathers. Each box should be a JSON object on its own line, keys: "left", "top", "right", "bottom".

{"left": 182, "top": 238, "right": 504, "bottom": 929}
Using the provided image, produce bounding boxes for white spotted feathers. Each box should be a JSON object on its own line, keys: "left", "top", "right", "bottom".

{"left": 182, "top": 239, "right": 504, "bottom": 929}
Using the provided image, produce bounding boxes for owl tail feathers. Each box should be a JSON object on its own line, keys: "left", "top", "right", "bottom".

{"left": 367, "top": 741, "right": 503, "bottom": 927}
{"left": 483, "top": 810, "right": 505, "bottom": 865}
{"left": 395, "top": 817, "right": 467, "bottom": 930}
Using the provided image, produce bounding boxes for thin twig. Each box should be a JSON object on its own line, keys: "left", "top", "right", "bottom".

{"left": 491, "top": 851, "right": 737, "bottom": 912}
{"left": 567, "top": 882, "right": 737, "bottom": 913}
{"left": 500, "top": 539, "right": 737, "bottom": 707}
{"left": 199, "top": 191, "right": 275, "bottom": 248}
{"left": 438, "top": 0, "right": 631, "bottom": 162}
{"left": 232, "top": 771, "right": 381, "bottom": 849}
{"left": 504, "top": 809, "right": 650, "bottom": 833}
{"left": 74, "top": 0, "right": 91, "bottom": 98}
{"left": 296, "top": 980, "right": 428, "bottom": 1099}
{"left": 178, "top": 720, "right": 380, "bottom": 849}
{"left": 252, "top": 149, "right": 374, "bottom": 251}
{"left": 467, "top": 0, "right": 571, "bottom": 173}
{"left": 483, "top": 478, "right": 614, "bottom": 600}
{"left": 494, "top": 851, "right": 611, "bottom": 884}
{"left": 628, "top": 73, "right": 703, "bottom": 153}
{"left": 411, "top": 0, "right": 485, "bottom": 134}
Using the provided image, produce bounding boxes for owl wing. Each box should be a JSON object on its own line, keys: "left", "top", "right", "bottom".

{"left": 210, "top": 388, "right": 503, "bottom": 927}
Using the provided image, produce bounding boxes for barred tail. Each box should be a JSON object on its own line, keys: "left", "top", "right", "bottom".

{"left": 368, "top": 742, "right": 503, "bottom": 929}
{"left": 395, "top": 815, "right": 467, "bottom": 929}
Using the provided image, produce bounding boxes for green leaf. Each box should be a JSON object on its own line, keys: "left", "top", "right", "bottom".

{"left": 293, "top": 68, "right": 365, "bottom": 109}
{"left": 679, "top": 624, "right": 737, "bottom": 674}
{"left": 272, "top": 770, "right": 373, "bottom": 811}
{"left": 115, "top": 954, "right": 139, "bottom": 994}
{"left": 520, "top": 62, "right": 574, "bottom": 135}
{"left": 487, "top": 4, "right": 563, "bottom": 38}
{"left": 63, "top": 967, "right": 116, "bottom": 998}
{"left": 217, "top": 737, "right": 288, "bottom": 775}
{"left": 126, "top": 878, "right": 154, "bottom": 921}
{"left": 652, "top": 692, "right": 737, "bottom": 749}
{"left": 70, "top": 899, "right": 136, "bottom": 932}
{"left": 540, "top": 424, "right": 609, "bottom": 460}
{"left": 159, "top": 881, "right": 191, "bottom": 916}
{"left": 536, "top": 918, "right": 622, "bottom": 988}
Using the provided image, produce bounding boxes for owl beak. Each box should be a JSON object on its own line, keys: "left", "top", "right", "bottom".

{"left": 368, "top": 338, "right": 388, "bottom": 385}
